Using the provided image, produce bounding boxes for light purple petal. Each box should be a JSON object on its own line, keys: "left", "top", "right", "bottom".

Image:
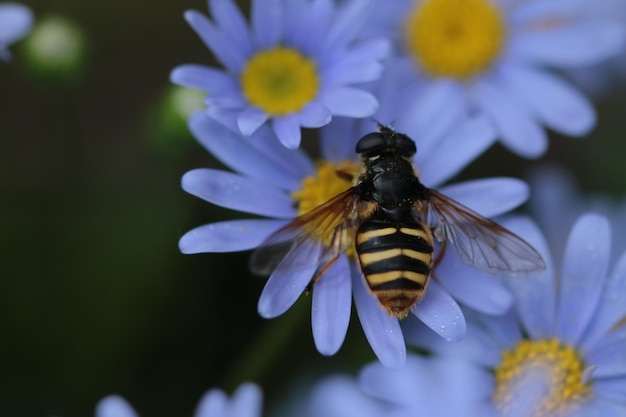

{"left": 585, "top": 327, "right": 626, "bottom": 378}
{"left": 298, "top": 101, "right": 332, "bottom": 128}
{"left": 416, "top": 115, "right": 496, "bottom": 187}
{"left": 184, "top": 10, "right": 246, "bottom": 72}
{"left": 401, "top": 80, "right": 465, "bottom": 156}
{"left": 582, "top": 251, "right": 626, "bottom": 348}
{"left": 189, "top": 112, "right": 301, "bottom": 190}
{"left": 208, "top": 0, "right": 253, "bottom": 57}
{"left": 593, "top": 378, "right": 626, "bottom": 403}
{"left": 359, "top": 355, "right": 493, "bottom": 415}
{"left": 322, "top": 39, "right": 390, "bottom": 86}
{"left": 257, "top": 241, "right": 321, "bottom": 318}
{"left": 322, "top": 88, "right": 378, "bottom": 118}
{"left": 473, "top": 78, "right": 547, "bottom": 158}
{"left": 237, "top": 107, "right": 269, "bottom": 136}
{"left": 95, "top": 396, "right": 139, "bottom": 417}
{"left": 170, "top": 65, "right": 238, "bottom": 96}
{"left": 509, "top": 20, "right": 625, "bottom": 67}
{"left": 229, "top": 383, "right": 263, "bottom": 417}
{"left": 437, "top": 178, "right": 528, "bottom": 218}
{"left": 412, "top": 280, "right": 466, "bottom": 342}
{"left": 0, "top": 3, "right": 33, "bottom": 45}
{"left": 307, "top": 375, "right": 387, "bottom": 417}
{"left": 510, "top": 0, "right": 586, "bottom": 24}
{"left": 251, "top": 0, "right": 283, "bottom": 48}
{"left": 321, "top": 0, "right": 372, "bottom": 50}
{"left": 351, "top": 265, "right": 406, "bottom": 369}
{"left": 498, "top": 217, "right": 556, "bottom": 339}
{"left": 290, "top": 0, "right": 332, "bottom": 55}
{"left": 179, "top": 219, "right": 288, "bottom": 254}
{"left": 312, "top": 255, "right": 352, "bottom": 356}
{"left": 194, "top": 390, "right": 228, "bottom": 417}
{"left": 272, "top": 115, "right": 302, "bottom": 149}
{"left": 556, "top": 214, "right": 611, "bottom": 346}
{"left": 436, "top": 250, "right": 513, "bottom": 315}
{"left": 498, "top": 65, "right": 595, "bottom": 137}
{"left": 181, "top": 169, "right": 296, "bottom": 218}
{"left": 403, "top": 315, "right": 504, "bottom": 367}
{"left": 320, "top": 117, "right": 361, "bottom": 162}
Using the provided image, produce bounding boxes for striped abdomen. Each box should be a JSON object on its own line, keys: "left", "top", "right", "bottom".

{"left": 355, "top": 217, "right": 434, "bottom": 319}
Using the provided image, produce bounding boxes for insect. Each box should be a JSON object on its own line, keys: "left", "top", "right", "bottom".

{"left": 250, "top": 125, "right": 545, "bottom": 319}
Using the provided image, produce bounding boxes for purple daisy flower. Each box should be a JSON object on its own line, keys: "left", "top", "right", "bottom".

{"left": 363, "top": 0, "right": 625, "bottom": 158}
{"left": 180, "top": 110, "right": 528, "bottom": 368}
{"left": 171, "top": 0, "right": 389, "bottom": 149}
{"left": 0, "top": 2, "right": 33, "bottom": 61}
{"left": 361, "top": 214, "right": 626, "bottom": 416}
{"left": 96, "top": 383, "right": 263, "bottom": 417}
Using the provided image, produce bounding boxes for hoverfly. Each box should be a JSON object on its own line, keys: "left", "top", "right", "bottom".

{"left": 250, "top": 125, "right": 545, "bottom": 319}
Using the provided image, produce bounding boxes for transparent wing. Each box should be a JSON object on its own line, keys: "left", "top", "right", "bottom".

{"left": 422, "top": 189, "right": 546, "bottom": 274}
{"left": 249, "top": 188, "right": 370, "bottom": 276}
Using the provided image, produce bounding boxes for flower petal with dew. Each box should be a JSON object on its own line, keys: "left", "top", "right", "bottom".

{"left": 171, "top": 0, "right": 389, "bottom": 149}
{"left": 181, "top": 105, "right": 528, "bottom": 367}
{"left": 364, "top": 0, "right": 625, "bottom": 158}
{"left": 389, "top": 213, "right": 626, "bottom": 417}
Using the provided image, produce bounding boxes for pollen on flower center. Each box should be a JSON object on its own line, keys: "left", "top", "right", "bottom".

{"left": 240, "top": 46, "right": 319, "bottom": 116}
{"left": 292, "top": 160, "right": 362, "bottom": 256}
{"left": 493, "top": 338, "right": 592, "bottom": 417}
{"left": 404, "top": 0, "right": 506, "bottom": 79}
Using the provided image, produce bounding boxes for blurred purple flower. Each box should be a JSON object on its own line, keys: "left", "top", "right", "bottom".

{"left": 96, "top": 383, "right": 263, "bottom": 417}
{"left": 364, "top": 0, "right": 625, "bottom": 158}
{"left": 0, "top": 2, "right": 33, "bottom": 61}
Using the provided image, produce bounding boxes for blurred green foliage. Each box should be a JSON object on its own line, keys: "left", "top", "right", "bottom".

{"left": 0, "top": 1, "right": 625, "bottom": 416}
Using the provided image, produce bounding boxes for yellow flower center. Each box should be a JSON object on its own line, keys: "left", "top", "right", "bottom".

{"left": 404, "top": 0, "right": 506, "bottom": 79}
{"left": 240, "top": 46, "right": 319, "bottom": 116}
{"left": 292, "top": 160, "right": 362, "bottom": 257}
{"left": 493, "top": 338, "right": 593, "bottom": 417}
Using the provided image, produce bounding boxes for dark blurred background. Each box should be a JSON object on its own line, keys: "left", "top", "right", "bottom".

{"left": 1, "top": 1, "right": 625, "bottom": 416}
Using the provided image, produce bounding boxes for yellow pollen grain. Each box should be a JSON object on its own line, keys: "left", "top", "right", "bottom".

{"left": 404, "top": 0, "right": 506, "bottom": 79}
{"left": 493, "top": 338, "right": 592, "bottom": 417}
{"left": 240, "top": 46, "right": 319, "bottom": 116}
{"left": 292, "top": 160, "right": 362, "bottom": 257}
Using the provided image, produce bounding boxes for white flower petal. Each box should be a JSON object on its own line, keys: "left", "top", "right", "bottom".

{"left": 312, "top": 255, "right": 352, "bottom": 356}
{"left": 178, "top": 219, "right": 287, "bottom": 254}
{"left": 412, "top": 280, "right": 466, "bottom": 342}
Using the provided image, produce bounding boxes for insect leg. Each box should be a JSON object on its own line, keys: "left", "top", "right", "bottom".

{"left": 305, "top": 254, "right": 340, "bottom": 294}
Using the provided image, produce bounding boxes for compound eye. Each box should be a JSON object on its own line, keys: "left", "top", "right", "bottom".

{"left": 396, "top": 134, "right": 417, "bottom": 157}
{"left": 356, "top": 132, "right": 386, "bottom": 154}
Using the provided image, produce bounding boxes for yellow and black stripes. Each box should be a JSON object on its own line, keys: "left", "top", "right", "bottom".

{"left": 355, "top": 218, "right": 434, "bottom": 318}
